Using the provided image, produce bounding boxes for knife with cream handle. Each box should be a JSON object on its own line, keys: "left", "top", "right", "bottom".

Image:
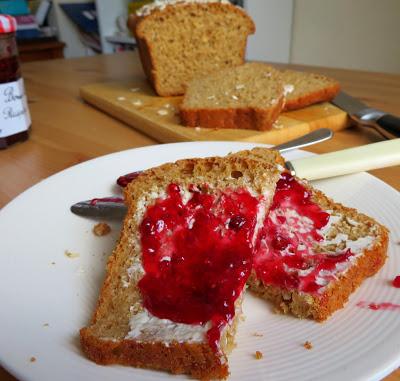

{"left": 285, "top": 139, "right": 400, "bottom": 180}
{"left": 71, "top": 139, "right": 400, "bottom": 218}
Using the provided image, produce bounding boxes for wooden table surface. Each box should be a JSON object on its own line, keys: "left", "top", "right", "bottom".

{"left": 0, "top": 51, "right": 399, "bottom": 380}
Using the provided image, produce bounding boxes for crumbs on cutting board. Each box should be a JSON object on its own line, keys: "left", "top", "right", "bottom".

{"left": 117, "top": 96, "right": 126, "bottom": 101}
{"left": 132, "top": 99, "right": 143, "bottom": 106}
{"left": 130, "top": 87, "right": 140, "bottom": 92}
{"left": 303, "top": 341, "right": 313, "bottom": 350}
{"left": 93, "top": 222, "right": 111, "bottom": 236}
{"left": 157, "top": 109, "right": 169, "bottom": 116}
{"left": 273, "top": 122, "right": 283, "bottom": 129}
{"left": 64, "top": 250, "right": 80, "bottom": 259}
{"left": 252, "top": 332, "right": 263, "bottom": 337}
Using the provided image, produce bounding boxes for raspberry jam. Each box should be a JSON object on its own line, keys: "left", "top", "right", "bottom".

{"left": 138, "top": 183, "right": 260, "bottom": 351}
{"left": 89, "top": 197, "right": 124, "bottom": 205}
{"left": 357, "top": 301, "right": 400, "bottom": 311}
{"left": 393, "top": 276, "right": 400, "bottom": 288}
{"left": 0, "top": 29, "right": 30, "bottom": 149}
{"left": 254, "top": 173, "right": 353, "bottom": 294}
{"left": 0, "top": 55, "right": 20, "bottom": 83}
{"left": 117, "top": 171, "right": 142, "bottom": 187}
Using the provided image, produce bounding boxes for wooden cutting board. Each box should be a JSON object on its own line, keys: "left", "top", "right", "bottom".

{"left": 80, "top": 78, "right": 349, "bottom": 144}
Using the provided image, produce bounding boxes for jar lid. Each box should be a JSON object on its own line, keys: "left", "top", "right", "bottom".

{"left": 0, "top": 15, "right": 17, "bottom": 34}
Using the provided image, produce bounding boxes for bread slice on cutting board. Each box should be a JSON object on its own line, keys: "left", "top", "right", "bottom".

{"left": 129, "top": 1, "right": 255, "bottom": 96}
{"left": 281, "top": 70, "right": 340, "bottom": 111}
{"left": 180, "top": 62, "right": 285, "bottom": 130}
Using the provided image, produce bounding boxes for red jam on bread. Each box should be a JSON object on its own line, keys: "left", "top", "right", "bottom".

{"left": 254, "top": 173, "right": 355, "bottom": 294}
{"left": 139, "top": 183, "right": 260, "bottom": 351}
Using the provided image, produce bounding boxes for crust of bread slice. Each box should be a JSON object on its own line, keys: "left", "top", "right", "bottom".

{"left": 129, "top": 3, "right": 255, "bottom": 97}
{"left": 80, "top": 151, "right": 282, "bottom": 379}
{"left": 180, "top": 103, "right": 285, "bottom": 131}
{"left": 247, "top": 184, "right": 389, "bottom": 322}
{"left": 281, "top": 70, "right": 340, "bottom": 111}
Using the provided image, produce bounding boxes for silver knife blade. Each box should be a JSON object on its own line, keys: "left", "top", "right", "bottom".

{"left": 332, "top": 91, "right": 386, "bottom": 124}
{"left": 332, "top": 91, "right": 398, "bottom": 139}
{"left": 332, "top": 91, "right": 372, "bottom": 116}
{"left": 70, "top": 197, "right": 127, "bottom": 218}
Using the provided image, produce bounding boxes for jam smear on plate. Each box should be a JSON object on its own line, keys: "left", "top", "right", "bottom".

{"left": 392, "top": 276, "right": 400, "bottom": 288}
{"left": 357, "top": 301, "right": 400, "bottom": 311}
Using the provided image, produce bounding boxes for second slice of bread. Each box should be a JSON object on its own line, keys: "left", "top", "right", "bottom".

{"left": 281, "top": 70, "right": 340, "bottom": 111}
{"left": 180, "top": 62, "right": 285, "bottom": 130}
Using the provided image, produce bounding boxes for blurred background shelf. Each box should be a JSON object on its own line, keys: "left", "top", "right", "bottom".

{"left": 18, "top": 38, "right": 65, "bottom": 62}
{"left": 1, "top": 0, "right": 397, "bottom": 72}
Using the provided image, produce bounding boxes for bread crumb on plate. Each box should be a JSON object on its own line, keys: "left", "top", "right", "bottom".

{"left": 254, "top": 351, "right": 263, "bottom": 360}
{"left": 30, "top": 357, "right": 36, "bottom": 363}
{"left": 64, "top": 250, "right": 79, "bottom": 259}
{"left": 93, "top": 222, "right": 111, "bottom": 236}
{"left": 303, "top": 341, "right": 313, "bottom": 350}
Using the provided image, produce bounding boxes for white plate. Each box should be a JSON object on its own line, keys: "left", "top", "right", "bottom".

{"left": 0, "top": 142, "right": 399, "bottom": 381}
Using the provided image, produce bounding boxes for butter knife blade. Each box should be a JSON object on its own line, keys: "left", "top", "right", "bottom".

{"left": 70, "top": 197, "right": 127, "bottom": 218}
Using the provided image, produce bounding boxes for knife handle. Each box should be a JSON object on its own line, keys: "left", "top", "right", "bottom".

{"left": 287, "top": 139, "right": 400, "bottom": 180}
{"left": 375, "top": 114, "right": 400, "bottom": 138}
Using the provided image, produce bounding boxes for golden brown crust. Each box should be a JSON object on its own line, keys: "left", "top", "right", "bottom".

{"left": 128, "top": 3, "right": 255, "bottom": 96}
{"left": 80, "top": 330, "right": 228, "bottom": 379}
{"left": 180, "top": 96, "right": 285, "bottom": 130}
{"left": 283, "top": 82, "right": 340, "bottom": 111}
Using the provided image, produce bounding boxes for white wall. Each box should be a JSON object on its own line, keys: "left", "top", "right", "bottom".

{"left": 244, "top": 0, "right": 293, "bottom": 64}
{"left": 290, "top": 0, "right": 400, "bottom": 74}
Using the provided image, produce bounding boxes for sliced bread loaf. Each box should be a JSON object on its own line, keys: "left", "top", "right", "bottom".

{"left": 180, "top": 62, "right": 285, "bottom": 130}
{"left": 248, "top": 171, "right": 388, "bottom": 321}
{"left": 281, "top": 70, "right": 340, "bottom": 111}
{"left": 80, "top": 152, "right": 282, "bottom": 379}
{"left": 129, "top": 1, "right": 255, "bottom": 96}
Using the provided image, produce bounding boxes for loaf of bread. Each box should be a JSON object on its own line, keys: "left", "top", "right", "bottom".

{"left": 281, "top": 70, "right": 340, "bottom": 111}
{"left": 129, "top": 0, "right": 255, "bottom": 96}
{"left": 180, "top": 63, "right": 285, "bottom": 130}
{"left": 80, "top": 152, "right": 282, "bottom": 379}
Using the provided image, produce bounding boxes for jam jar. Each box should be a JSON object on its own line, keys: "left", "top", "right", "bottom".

{"left": 0, "top": 15, "right": 31, "bottom": 149}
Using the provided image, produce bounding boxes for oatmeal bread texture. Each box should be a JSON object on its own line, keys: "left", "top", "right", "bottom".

{"left": 129, "top": 1, "right": 255, "bottom": 96}
{"left": 80, "top": 150, "right": 282, "bottom": 379}
{"left": 281, "top": 70, "right": 340, "bottom": 111}
{"left": 248, "top": 181, "right": 389, "bottom": 322}
{"left": 180, "top": 63, "right": 285, "bottom": 130}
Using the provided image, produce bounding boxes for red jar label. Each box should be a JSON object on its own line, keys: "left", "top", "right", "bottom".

{"left": 0, "top": 78, "right": 31, "bottom": 138}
